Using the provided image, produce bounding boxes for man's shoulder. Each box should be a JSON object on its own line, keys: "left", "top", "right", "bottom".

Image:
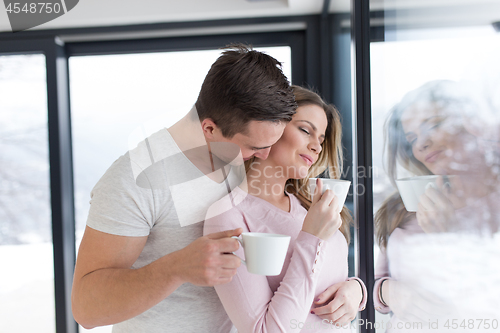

{"left": 129, "top": 128, "right": 179, "bottom": 176}
{"left": 92, "top": 129, "right": 177, "bottom": 191}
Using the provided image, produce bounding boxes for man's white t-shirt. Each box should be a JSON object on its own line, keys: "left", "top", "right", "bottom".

{"left": 86, "top": 128, "right": 243, "bottom": 332}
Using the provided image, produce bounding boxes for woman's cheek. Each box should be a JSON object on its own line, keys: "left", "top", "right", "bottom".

{"left": 412, "top": 148, "right": 424, "bottom": 165}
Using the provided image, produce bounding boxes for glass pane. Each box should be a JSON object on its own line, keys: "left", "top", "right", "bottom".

{"left": 70, "top": 46, "right": 291, "bottom": 332}
{"left": 0, "top": 54, "right": 55, "bottom": 332}
{"left": 371, "top": 1, "right": 500, "bottom": 332}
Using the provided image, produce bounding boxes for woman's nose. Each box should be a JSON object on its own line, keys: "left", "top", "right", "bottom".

{"left": 415, "top": 134, "right": 432, "bottom": 151}
{"left": 309, "top": 139, "right": 322, "bottom": 153}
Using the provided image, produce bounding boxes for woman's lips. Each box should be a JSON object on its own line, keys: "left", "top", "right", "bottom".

{"left": 299, "top": 154, "right": 313, "bottom": 166}
{"left": 425, "top": 150, "right": 443, "bottom": 163}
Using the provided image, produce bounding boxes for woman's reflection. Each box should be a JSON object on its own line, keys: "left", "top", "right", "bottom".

{"left": 374, "top": 80, "right": 500, "bottom": 332}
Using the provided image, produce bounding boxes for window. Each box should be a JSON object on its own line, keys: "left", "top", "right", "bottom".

{"left": 370, "top": 9, "right": 500, "bottom": 333}
{"left": 0, "top": 54, "right": 55, "bottom": 332}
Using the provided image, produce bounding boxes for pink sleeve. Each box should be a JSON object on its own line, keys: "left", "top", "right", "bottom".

{"left": 373, "top": 246, "right": 391, "bottom": 314}
{"left": 204, "top": 211, "right": 323, "bottom": 333}
{"left": 219, "top": 231, "right": 322, "bottom": 333}
{"left": 347, "top": 277, "right": 368, "bottom": 311}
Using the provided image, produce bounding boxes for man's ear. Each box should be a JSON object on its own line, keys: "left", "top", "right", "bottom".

{"left": 201, "top": 118, "right": 218, "bottom": 140}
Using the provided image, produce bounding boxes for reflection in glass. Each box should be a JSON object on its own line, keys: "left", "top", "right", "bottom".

{"left": 0, "top": 54, "right": 55, "bottom": 332}
{"left": 371, "top": 2, "right": 500, "bottom": 332}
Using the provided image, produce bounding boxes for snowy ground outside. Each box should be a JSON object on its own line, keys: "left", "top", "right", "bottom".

{"left": 0, "top": 243, "right": 112, "bottom": 333}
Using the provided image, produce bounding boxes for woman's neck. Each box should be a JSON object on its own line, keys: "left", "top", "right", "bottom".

{"left": 246, "top": 159, "right": 290, "bottom": 211}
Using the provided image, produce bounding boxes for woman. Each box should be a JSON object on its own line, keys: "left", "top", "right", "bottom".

{"left": 204, "top": 85, "right": 367, "bottom": 332}
{"left": 374, "top": 80, "right": 500, "bottom": 329}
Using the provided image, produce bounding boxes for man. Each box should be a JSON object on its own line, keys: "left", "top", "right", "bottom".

{"left": 71, "top": 45, "right": 297, "bottom": 332}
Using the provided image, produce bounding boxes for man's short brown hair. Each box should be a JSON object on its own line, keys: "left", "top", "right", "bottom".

{"left": 195, "top": 44, "right": 297, "bottom": 138}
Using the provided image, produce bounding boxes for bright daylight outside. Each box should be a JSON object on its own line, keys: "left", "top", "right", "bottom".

{"left": 371, "top": 25, "right": 500, "bottom": 332}
{"left": 0, "top": 54, "right": 55, "bottom": 332}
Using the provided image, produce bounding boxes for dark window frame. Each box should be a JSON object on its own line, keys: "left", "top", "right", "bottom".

{"left": 351, "top": 1, "right": 375, "bottom": 332}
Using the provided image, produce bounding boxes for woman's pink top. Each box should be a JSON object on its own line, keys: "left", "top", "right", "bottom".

{"left": 204, "top": 186, "right": 367, "bottom": 333}
{"left": 374, "top": 189, "right": 500, "bottom": 332}
{"left": 373, "top": 217, "right": 424, "bottom": 314}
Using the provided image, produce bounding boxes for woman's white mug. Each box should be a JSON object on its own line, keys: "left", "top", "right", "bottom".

{"left": 308, "top": 178, "right": 351, "bottom": 210}
{"left": 396, "top": 175, "right": 453, "bottom": 212}
{"left": 232, "top": 232, "right": 291, "bottom": 276}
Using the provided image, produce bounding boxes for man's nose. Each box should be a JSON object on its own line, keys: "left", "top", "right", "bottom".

{"left": 254, "top": 147, "right": 271, "bottom": 160}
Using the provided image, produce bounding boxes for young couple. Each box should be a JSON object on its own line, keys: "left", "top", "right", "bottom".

{"left": 71, "top": 45, "right": 366, "bottom": 333}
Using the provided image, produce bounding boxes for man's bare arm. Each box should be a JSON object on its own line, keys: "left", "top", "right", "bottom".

{"left": 71, "top": 226, "right": 242, "bottom": 329}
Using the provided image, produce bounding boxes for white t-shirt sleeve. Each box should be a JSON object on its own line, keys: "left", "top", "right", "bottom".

{"left": 86, "top": 155, "right": 156, "bottom": 237}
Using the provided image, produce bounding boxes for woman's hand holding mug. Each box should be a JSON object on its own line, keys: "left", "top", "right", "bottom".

{"left": 302, "top": 178, "right": 342, "bottom": 240}
{"left": 417, "top": 176, "right": 464, "bottom": 233}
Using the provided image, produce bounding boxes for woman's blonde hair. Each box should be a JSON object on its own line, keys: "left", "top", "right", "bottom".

{"left": 246, "top": 85, "right": 353, "bottom": 243}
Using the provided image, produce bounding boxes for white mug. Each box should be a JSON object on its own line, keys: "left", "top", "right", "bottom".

{"left": 396, "top": 175, "right": 453, "bottom": 212}
{"left": 308, "top": 178, "right": 351, "bottom": 210}
{"left": 232, "top": 232, "right": 291, "bottom": 276}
